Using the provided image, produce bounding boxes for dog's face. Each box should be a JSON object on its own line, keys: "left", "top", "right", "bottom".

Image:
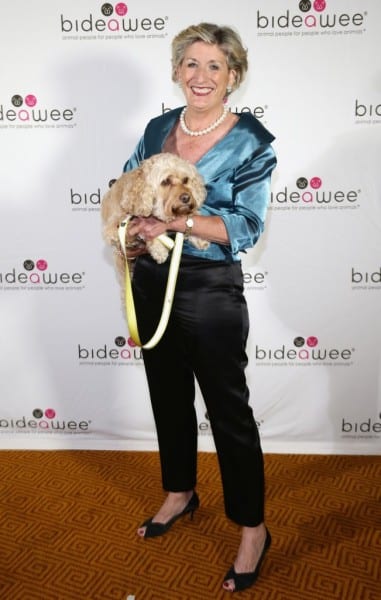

{"left": 151, "top": 172, "right": 199, "bottom": 221}
{"left": 140, "top": 154, "right": 206, "bottom": 223}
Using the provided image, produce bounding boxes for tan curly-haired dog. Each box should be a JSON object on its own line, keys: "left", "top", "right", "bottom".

{"left": 101, "top": 152, "right": 209, "bottom": 283}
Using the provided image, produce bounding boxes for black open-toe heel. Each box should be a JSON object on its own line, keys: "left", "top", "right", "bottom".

{"left": 223, "top": 528, "right": 272, "bottom": 592}
{"left": 139, "top": 491, "right": 200, "bottom": 539}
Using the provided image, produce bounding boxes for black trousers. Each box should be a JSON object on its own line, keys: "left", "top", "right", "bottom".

{"left": 132, "top": 254, "right": 265, "bottom": 526}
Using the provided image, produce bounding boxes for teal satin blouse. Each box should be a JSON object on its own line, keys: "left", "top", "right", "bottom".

{"left": 123, "top": 107, "right": 277, "bottom": 263}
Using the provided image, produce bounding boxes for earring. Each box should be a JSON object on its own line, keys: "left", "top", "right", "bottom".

{"left": 226, "top": 86, "right": 232, "bottom": 95}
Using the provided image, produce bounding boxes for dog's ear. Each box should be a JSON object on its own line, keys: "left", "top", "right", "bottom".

{"left": 118, "top": 170, "right": 137, "bottom": 215}
{"left": 100, "top": 186, "right": 112, "bottom": 223}
{"left": 100, "top": 177, "right": 128, "bottom": 246}
{"left": 101, "top": 179, "right": 123, "bottom": 222}
{"left": 124, "top": 166, "right": 154, "bottom": 217}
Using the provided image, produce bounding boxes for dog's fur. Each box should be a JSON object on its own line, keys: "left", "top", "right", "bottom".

{"left": 101, "top": 153, "right": 209, "bottom": 284}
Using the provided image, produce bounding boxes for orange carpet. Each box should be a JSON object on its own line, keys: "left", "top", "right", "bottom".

{"left": 0, "top": 451, "right": 380, "bottom": 599}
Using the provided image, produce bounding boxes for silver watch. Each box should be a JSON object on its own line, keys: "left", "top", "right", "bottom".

{"left": 184, "top": 217, "right": 194, "bottom": 238}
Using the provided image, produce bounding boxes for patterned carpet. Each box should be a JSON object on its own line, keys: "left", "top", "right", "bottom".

{"left": 0, "top": 451, "right": 380, "bottom": 600}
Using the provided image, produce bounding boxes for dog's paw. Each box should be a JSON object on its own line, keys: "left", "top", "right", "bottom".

{"left": 147, "top": 240, "right": 170, "bottom": 264}
{"left": 188, "top": 235, "right": 210, "bottom": 250}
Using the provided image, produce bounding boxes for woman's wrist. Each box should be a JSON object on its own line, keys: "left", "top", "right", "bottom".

{"left": 171, "top": 215, "right": 189, "bottom": 233}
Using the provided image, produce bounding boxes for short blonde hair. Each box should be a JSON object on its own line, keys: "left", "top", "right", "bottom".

{"left": 171, "top": 23, "right": 248, "bottom": 91}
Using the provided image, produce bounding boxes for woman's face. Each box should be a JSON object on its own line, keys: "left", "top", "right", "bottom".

{"left": 176, "top": 41, "right": 236, "bottom": 113}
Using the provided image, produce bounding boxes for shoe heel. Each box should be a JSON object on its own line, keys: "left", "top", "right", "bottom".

{"left": 187, "top": 492, "right": 200, "bottom": 521}
{"left": 139, "top": 491, "right": 199, "bottom": 539}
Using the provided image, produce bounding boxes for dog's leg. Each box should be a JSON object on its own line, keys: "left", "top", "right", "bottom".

{"left": 147, "top": 240, "right": 170, "bottom": 264}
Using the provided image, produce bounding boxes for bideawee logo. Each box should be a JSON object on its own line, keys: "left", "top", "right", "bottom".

{"left": 78, "top": 335, "right": 143, "bottom": 366}
{"left": 341, "top": 412, "right": 381, "bottom": 439}
{"left": 0, "top": 259, "right": 86, "bottom": 292}
{"left": 70, "top": 186, "right": 103, "bottom": 212}
{"left": 269, "top": 176, "right": 361, "bottom": 211}
{"left": 0, "top": 94, "right": 77, "bottom": 130}
{"left": 351, "top": 267, "right": 381, "bottom": 291}
{"left": 256, "top": 1, "right": 367, "bottom": 38}
{"left": 354, "top": 98, "right": 381, "bottom": 126}
{"left": 60, "top": 2, "right": 169, "bottom": 41}
{"left": 70, "top": 175, "right": 115, "bottom": 212}
{"left": 255, "top": 335, "right": 355, "bottom": 367}
{"left": 0, "top": 408, "right": 92, "bottom": 435}
{"left": 243, "top": 269, "right": 268, "bottom": 291}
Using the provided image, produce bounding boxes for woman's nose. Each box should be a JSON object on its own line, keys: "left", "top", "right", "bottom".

{"left": 193, "top": 67, "right": 207, "bottom": 81}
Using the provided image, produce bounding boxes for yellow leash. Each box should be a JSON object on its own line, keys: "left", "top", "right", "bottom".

{"left": 118, "top": 218, "right": 184, "bottom": 349}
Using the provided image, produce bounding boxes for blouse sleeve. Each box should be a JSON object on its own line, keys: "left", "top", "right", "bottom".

{"left": 122, "top": 136, "right": 145, "bottom": 173}
{"left": 220, "top": 143, "right": 277, "bottom": 254}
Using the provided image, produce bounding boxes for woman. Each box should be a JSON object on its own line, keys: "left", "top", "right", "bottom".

{"left": 123, "top": 23, "right": 276, "bottom": 593}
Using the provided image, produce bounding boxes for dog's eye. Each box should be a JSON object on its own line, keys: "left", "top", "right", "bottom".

{"left": 161, "top": 177, "right": 171, "bottom": 186}
{"left": 182, "top": 177, "right": 189, "bottom": 184}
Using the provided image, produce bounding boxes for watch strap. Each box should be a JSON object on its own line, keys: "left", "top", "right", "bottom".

{"left": 184, "top": 217, "right": 194, "bottom": 238}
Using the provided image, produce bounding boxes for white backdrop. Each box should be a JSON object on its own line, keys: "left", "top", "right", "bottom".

{"left": 0, "top": 0, "right": 380, "bottom": 454}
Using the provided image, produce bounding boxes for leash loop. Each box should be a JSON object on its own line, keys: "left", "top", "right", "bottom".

{"left": 118, "top": 217, "right": 183, "bottom": 349}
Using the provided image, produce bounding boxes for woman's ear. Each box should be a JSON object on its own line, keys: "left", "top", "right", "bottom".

{"left": 175, "top": 68, "right": 182, "bottom": 86}
{"left": 228, "top": 69, "right": 237, "bottom": 90}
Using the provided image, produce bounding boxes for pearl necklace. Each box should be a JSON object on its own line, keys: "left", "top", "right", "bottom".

{"left": 179, "top": 105, "right": 229, "bottom": 137}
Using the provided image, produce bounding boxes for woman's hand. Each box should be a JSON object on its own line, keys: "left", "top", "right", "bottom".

{"left": 122, "top": 217, "right": 147, "bottom": 259}
{"left": 128, "top": 216, "right": 169, "bottom": 241}
{"left": 123, "top": 216, "right": 169, "bottom": 260}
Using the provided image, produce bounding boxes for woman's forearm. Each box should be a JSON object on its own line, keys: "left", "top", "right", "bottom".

{"left": 170, "top": 215, "right": 230, "bottom": 245}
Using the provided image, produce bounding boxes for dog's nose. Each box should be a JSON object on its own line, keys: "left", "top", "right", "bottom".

{"left": 180, "top": 193, "right": 190, "bottom": 204}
